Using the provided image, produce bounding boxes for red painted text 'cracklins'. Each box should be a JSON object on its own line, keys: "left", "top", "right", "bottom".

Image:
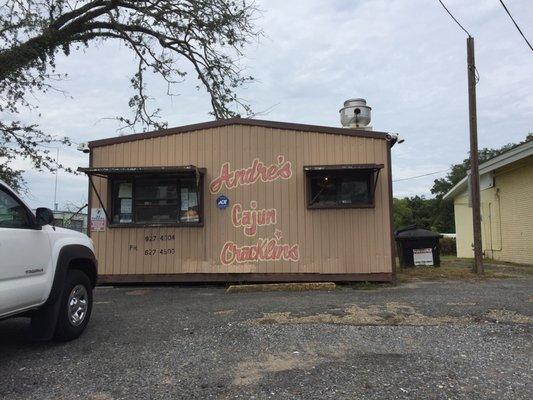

{"left": 220, "top": 229, "right": 300, "bottom": 265}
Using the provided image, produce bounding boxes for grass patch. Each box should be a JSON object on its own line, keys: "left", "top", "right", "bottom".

{"left": 485, "top": 259, "right": 533, "bottom": 275}
{"left": 397, "top": 256, "right": 532, "bottom": 283}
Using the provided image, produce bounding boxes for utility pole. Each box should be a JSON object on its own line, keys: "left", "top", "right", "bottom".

{"left": 466, "top": 37, "right": 484, "bottom": 274}
{"left": 54, "top": 147, "right": 59, "bottom": 212}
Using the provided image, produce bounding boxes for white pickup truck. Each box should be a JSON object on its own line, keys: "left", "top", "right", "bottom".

{"left": 0, "top": 179, "right": 97, "bottom": 341}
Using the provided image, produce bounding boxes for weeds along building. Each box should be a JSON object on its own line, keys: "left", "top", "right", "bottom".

{"left": 80, "top": 100, "right": 398, "bottom": 283}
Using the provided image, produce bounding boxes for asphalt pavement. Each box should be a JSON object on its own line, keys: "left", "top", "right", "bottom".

{"left": 0, "top": 278, "right": 532, "bottom": 399}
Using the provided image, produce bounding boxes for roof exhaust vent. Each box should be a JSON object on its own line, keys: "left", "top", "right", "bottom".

{"left": 339, "top": 98, "right": 372, "bottom": 130}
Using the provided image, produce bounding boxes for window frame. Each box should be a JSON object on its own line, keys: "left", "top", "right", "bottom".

{"left": 107, "top": 172, "right": 205, "bottom": 228}
{"left": 304, "top": 164, "right": 383, "bottom": 210}
{"left": 0, "top": 184, "right": 38, "bottom": 230}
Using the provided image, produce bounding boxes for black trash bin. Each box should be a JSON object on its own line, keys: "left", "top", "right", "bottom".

{"left": 395, "top": 225, "right": 442, "bottom": 268}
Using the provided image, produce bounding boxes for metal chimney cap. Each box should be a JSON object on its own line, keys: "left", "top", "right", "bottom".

{"left": 342, "top": 98, "right": 370, "bottom": 107}
{"left": 339, "top": 98, "right": 372, "bottom": 129}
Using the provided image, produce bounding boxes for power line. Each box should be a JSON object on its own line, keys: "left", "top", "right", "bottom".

{"left": 437, "top": 0, "right": 471, "bottom": 37}
{"left": 393, "top": 168, "right": 450, "bottom": 183}
{"left": 436, "top": 1, "right": 481, "bottom": 84}
{"left": 498, "top": 0, "right": 533, "bottom": 52}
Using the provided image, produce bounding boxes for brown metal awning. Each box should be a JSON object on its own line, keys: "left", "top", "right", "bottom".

{"left": 303, "top": 164, "right": 384, "bottom": 199}
{"left": 78, "top": 165, "right": 206, "bottom": 178}
{"left": 78, "top": 165, "right": 205, "bottom": 224}
{"left": 303, "top": 164, "right": 384, "bottom": 171}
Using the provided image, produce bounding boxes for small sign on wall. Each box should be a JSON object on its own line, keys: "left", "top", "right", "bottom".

{"left": 216, "top": 195, "right": 230, "bottom": 210}
{"left": 413, "top": 248, "right": 434, "bottom": 266}
{"left": 90, "top": 208, "right": 106, "bottom": 232}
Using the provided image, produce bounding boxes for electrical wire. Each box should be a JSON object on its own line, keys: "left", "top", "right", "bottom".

{"left": 393, "top": 168, "right": 450, "bottom": 183}
{"left": 437, "top": 1, "right": 480, "bottom": 84}
{"left": 498, "top": 0, "right": 533, "bottom": 52}
{"left": 437, "top": 0, "right": 471, "bottom": 37}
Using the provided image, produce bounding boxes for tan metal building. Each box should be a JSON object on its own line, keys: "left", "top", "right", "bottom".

{"left": 81, "top": 118, "right": 396, "bottom": 283}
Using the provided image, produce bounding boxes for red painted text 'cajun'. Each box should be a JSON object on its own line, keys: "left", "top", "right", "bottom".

{"left": 231, "top": 201, "right": 277, "bottom": 236}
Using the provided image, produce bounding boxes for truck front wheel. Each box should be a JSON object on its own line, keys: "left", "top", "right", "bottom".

{"left": 54, "top": 269, "right": 93, "bottom": 341}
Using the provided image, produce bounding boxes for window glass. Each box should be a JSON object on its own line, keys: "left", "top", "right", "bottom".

{"left": 110, "top": 175, "right": 202, "bottom": 225}
{"left": 135, "top": 178, "right": 178, "bottom": 223}
{"left": 0, "top": 188, "right": 31, "bottom": 228}
{"left": 308, "top": 170, "right": 372, "bottom": 208}
{"left": 179, "top": 177, "right": 200, "bottom": 223}
{"left": 69, "top": 219, "right": 83, "bottom": 232}
{"left": 112, "top": 181, "right": 133, "bottom": 223}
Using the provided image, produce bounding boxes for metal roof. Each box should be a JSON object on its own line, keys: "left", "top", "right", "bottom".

{"left": 443, "top": 140, "right": 533, "bottom": 200}
{"left": 87, "top": 118, "right": 390, "bottom": 148}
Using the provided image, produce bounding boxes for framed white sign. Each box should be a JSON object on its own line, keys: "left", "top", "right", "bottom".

{"left": 90, "top": 208, "right": 106, "bottom": 232}
{"left": 413, "top": 248, "right": 433, "bottom": 266}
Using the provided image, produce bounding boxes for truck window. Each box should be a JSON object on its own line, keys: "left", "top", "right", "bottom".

{"left": 0, "top": 187, "right": 31, "bottom": 228}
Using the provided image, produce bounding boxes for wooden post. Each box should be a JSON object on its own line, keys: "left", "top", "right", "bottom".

{"left": 466, "top": 37, "right": 484, "bottom": 274}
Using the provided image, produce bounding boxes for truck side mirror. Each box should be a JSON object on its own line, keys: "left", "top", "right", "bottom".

{"left": 36, "top": 207, "right": 54, "bottom": 226}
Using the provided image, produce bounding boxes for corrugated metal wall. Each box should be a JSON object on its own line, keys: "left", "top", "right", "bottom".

{"left": 90, "top": 125, "right": 393, "bottom": 278}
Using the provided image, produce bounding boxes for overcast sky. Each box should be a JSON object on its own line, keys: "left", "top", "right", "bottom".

{"left": 12, "top": 0, "right": 533, "bottom": 210}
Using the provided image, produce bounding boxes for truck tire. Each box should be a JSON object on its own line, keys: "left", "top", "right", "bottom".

{"left": 53, "top": 269, "right": 93, "bottom": 341}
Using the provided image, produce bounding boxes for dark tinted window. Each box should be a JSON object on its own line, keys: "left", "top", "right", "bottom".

{"left": 135, "top": 178, "right": 178, "bottom": 223}
{"left": 307, "top": 169, "right": 373, "bottom": 208}
{"left": 0, "top": 188, "right": 31, "bottom": 228}
{"left": 111, "top": 175, "right": 202, "bottom": 225}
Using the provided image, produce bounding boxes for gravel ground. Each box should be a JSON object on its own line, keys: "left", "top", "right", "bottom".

{"left": 0, "top": 278, "right": 532, "bottom": 399}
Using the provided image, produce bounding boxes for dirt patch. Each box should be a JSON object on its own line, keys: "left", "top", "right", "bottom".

{"left": 485, "top": 309, "right": 533, "bottom": 324}
{"left": 125, "top": 289, "right": 150, "bottom": 296}
{"left": 160, "top": 374, "right": 175, "bottom": 386}
{"left": 251, "top": 302, "right": 533, "bottom": 327}
{"left": 88, "top": 393, "right": 114, "bottom": 400}
{"left": 214, "top": 309, "right": 235, "bottom": 315}
{"left": 234, "top": 353, "right": 312, "bottom": 386}
{"left": 253, "top": 302, "right": 467, "bottom": 326}
{"left": 233, "top": 344, "right": 346, "bottom": 386}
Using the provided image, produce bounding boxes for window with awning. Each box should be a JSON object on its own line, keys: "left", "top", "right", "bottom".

{"left": 78, "top": 166, "right": 205, "bottom": 227}
{"left": 304, "top": 164, "right": 383, "bottom": 209}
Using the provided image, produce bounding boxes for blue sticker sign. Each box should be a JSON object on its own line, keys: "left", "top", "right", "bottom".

{"left": 216, "top": 195, "right": 230, "bottom": 210}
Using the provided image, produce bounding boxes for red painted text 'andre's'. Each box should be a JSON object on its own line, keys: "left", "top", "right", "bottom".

{"left": 209, "top": 155, "right": 292, "bottom": 194}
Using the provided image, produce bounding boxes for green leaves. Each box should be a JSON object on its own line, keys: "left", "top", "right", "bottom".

{"left": 395, "top": 135, "right": 533, "bottom": 234}
{"left": 430, "top": 137, "right": 532, "bottom": 198}
{"left": 1, "top": 0, "right": 259, "bottom": 189}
